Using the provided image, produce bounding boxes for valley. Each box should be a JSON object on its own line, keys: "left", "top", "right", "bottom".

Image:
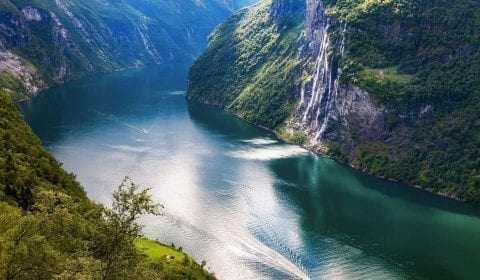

{"left": 21, "top": 63, "right": 480, "bottom": 280}
{"left": 1, "top": 0, "right": 479, "bottom": 279}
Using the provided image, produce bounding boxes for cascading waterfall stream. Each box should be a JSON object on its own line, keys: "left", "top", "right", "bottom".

{"left": 297, "top": 19, "right": 347, "bottom": 144}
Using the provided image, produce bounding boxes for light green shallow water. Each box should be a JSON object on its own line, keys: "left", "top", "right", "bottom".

{"left": 21, "top": 64, "right": 480, "bottom": 280}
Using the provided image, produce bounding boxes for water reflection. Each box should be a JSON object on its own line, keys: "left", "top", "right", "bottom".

{"left": 20, "top": 65, "right": 480, "bottom": 280}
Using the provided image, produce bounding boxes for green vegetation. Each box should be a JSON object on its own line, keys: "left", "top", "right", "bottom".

{"left": 0, "top": 90, "right": 215, "bottom": 278}
{"left": 188, "top": 0, "right": 305, "bottom": 128}
{"left": 327, "top": 0, "right": 480, "bottom": 108}
{"left": 135, "top": 238, "right": 186, "bottom": 261}
{"left": 325, "top": 0, "right": 480, "bottom": 203}
{"left": 276, "top": 124, "right": 307, "bottom": 145}
{"left": 0, "top": 71, "right": 27, "bottom": 101}
{"left": 135, "top": 238, "right": 214, "bottom": 279}
{"left": 0, "top": 1, "right": 255, "bottom": 276}
{"left": 357, "top": 66, "right": 412, "bottom": 104}
{"left": 0, "top": 0, "right": 249, "bottom": 96}
{"left": 189, "top": 0, "right": 480, "bottom": 203}
{"left": 0, "top": 90, "right": 85, "bottom": 209}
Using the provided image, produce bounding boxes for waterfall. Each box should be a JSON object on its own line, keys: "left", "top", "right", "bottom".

{"left": 297, "top": 19, "right": 347, "bottom": 144}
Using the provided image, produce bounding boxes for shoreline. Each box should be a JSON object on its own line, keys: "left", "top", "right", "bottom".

{"left": 18, "top": 77, "right": 465, "bottom": 205}
{"left": 187, "top": 98, "right": 464, "bottom": 204}
{"left": 17, "top": 60, "right": 193, "bottom": 103}
{"left": 273, "top": 130, "right": 462, "bottom": 203}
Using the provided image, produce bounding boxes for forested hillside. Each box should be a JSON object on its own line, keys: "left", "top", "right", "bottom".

{"left": 187, "top": 0, "right": 480, "bottom": 203}
{"left": 0, "top": 0, "right": 254, "bottom": 100}
{"left": 188, "top": 0, "right": 305, "bottom": 128}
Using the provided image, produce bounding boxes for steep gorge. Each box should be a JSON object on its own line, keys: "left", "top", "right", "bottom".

{"left": 187, "top": 0, "right": 480, "bottom": 203}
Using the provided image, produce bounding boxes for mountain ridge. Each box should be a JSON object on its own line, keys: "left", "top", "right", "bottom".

{"left": 0, "top": 0, "right": 255, "bottom": 100}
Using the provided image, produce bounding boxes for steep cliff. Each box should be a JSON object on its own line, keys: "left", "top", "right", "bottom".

{"left": 187, "top": 0, "right": 480, "bottom": 203}
{"left": 0, "top": 0, "right": 254, "bottom": 100}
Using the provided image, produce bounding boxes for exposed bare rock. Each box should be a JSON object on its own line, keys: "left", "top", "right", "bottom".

{"left": 0, "top": 50, "right": 43, "bottom": 94}
{"left": 54, "top": 64, "right": 67, "bottom": 82}
{"left": 50, "top": 12, "right": 68, "bottom": 39}
{"left": 22, "top": 6, "right": 42, "bottom": 22}
{"left": 269, "top": 0, "right": 301, "bottom": 19}
{"left": 55, "top": 0, "right": 89, "bottom": 40}
{"left": 293, "top": 0, "right": 389, "bottom": 156}
{"left": 338, "top": 85, "right": 386, "bottom": 142}
{"left": 137, "top": 25, "right": 162, "bottom": 63}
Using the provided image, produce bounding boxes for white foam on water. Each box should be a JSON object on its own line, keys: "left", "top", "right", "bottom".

{"left": 167, "top": 90, "right": 186, "bottom": 95}
{"left": 106, "top": 144, "right": 152, "bottom": 153}
{"left": 93, "top": 110, "right": 153, "bottom": 134}
{"left": 227, "top": 235, "right": 311, "bottom": 280}
{"left": 121, "top": 122, "right": 152, "bottom": 134}
{"left": 241, "top": 138, "right": 278, "bottom": 145}
{"left": 228, "top": 145, "right": 308, "bottom": 161}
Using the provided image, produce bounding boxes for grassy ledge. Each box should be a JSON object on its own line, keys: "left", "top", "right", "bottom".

{"left": 135, "top": 238, "right": 217, "bottom": 280}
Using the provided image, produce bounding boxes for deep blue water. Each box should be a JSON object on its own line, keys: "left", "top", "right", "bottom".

{"left": 21, "top": 64, "right": 480, "bottom": 280}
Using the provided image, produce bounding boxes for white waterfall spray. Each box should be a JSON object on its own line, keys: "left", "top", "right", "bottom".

{"left": 297, "top": 20, "right": 347, "bottom": 144}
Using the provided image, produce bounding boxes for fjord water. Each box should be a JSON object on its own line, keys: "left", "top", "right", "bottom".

{"left": 21, "top": 64, "right": 480, "bottom": 280}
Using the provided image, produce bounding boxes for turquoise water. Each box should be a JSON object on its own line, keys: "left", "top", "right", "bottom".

{"left": 21, "top": 64, "right": 480, "bottom": 280}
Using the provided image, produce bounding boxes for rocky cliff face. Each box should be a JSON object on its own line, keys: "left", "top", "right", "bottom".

{"left": 269, "top": 0, "right": 298, "bottom": 18}
{"left": 291, "top": 0, "right": 387, "bottom": 157}
{"left": 0, "top": 48, "right": 43, "bottom": 94}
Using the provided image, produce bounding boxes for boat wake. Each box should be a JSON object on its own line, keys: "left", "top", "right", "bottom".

{"left": 93, "top": 110, "right": 154, "bottom": 134}
{"left": 146, "top": 212, "right": 310, "bottom": 280}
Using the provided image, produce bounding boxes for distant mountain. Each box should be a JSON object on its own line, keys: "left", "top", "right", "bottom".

{"left": 0, "top": 0, "right": 254, "bottom": 100}
{"left": 187, "top": 0, "right": 480, "bottom": 203}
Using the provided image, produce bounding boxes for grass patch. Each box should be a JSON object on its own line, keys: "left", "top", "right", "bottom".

{"left": 134, "top": 238, "right": 185, "bottom": 262}
{"left": 357, "top": 66, "right": 413, "bottom": 104}
{"left": 135, "top": 238, "right": 217, "bottom": 279}
{"left": 359, "top": 66, "right": 413, "bottom": 86}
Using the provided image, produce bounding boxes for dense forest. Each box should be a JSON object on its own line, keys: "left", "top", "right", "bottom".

{"left": 326, "top": 0, "right": 480, "bottom": 203}
{"left": 0, "top": 90, "right": 215, "bottom": 279}
{"left": 188, "top": 0, "right": 480, "bottom": 203}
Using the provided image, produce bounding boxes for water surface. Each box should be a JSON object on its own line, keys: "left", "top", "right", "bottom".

{"left": 21, "top": 64, "right": 480, "bottom": 280}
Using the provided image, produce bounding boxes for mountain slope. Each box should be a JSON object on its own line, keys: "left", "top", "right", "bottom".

{"left": 187, "top": 0, "right": 480, "bottom": 203}
{"left": 188, "top": 0, "right": 305, "bottom": 127}
{"left": 0, "top": 0, "right": 254, "bottom": 100}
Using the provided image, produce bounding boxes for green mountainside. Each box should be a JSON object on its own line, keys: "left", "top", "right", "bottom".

{"left": 188, "top": 0, "right": 305, "bottom": 128}
{"left": 187, "top": 0, "right": 480, "bottom": 203}
{"left": 0, "top": 0, "right": 254, "bottom": 101}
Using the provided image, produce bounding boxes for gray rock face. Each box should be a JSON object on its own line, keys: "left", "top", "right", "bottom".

{"left": 22, "top": 6, "right": 42, "bottom": 22}
{"left": 50, "top": 12, "right": 68, "bottom": 39}
{"left": 293, "top": 0, "right": 386, "bottom": 153}
{"left": 336, "top": 85, "right": 386, "bottom": 142}
{"left": 269, "top": 0, "right": 302, "bottom": 19}
{"left": 0, "top": 50, "right": 43, "bottom": 94}
{"left": 305, "top": 0, "right": 325, "bottom": 44}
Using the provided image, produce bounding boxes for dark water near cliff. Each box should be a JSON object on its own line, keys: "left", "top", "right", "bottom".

{"left": 21, "top": 64, "right": 480, "bottom": 280}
